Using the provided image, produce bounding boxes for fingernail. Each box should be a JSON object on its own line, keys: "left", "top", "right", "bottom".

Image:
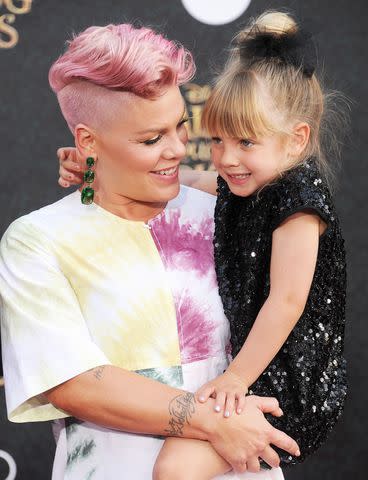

{"left": 224, "top": 411, "right": 230, "bottom": 418}
{"left": 295, "top": 450, "right": 301, "bottom": 456}
{"left": 279, "top": 409, "right": 284, "bottom": 416}
{"left": 198, "top": 396, "right": 205, "bottom": 402}
{"left": 214, "top": 405, "right": 221, "bottom": 412}
{"left": 237, "top": 408, "right": 242, "bottom": 414}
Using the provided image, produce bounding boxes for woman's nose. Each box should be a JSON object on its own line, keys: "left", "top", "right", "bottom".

{"left": 162, "top": 134, "right": 187, "bottom": 160}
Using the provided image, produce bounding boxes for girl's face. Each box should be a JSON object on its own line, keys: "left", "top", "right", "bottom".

{"left": 78, "top": 85, "right": 188, "bottom": 205}
{"left": 211, "top": 133, "right": 291, "bottom": 197}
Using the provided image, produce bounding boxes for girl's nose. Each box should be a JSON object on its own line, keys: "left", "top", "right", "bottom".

{"left": 219, "top": 148, "right": 240, "bottom": 168}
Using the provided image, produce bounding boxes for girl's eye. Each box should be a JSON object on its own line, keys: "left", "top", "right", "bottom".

{"left": 211, "top": 137, "right": 222, "bottom": 144}
{"left": 240, "top": 139, "right": 254, "bottom": 148}
{"left": 143, "top": 134, "right": 162, "bottom": 146}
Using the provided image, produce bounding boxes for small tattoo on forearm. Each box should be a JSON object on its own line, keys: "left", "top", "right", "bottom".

{"left": 164, "top": 392, "right": 196, "bottom": 437}
{"left": 92, "top": 366, "right": 106, "bottom": 380}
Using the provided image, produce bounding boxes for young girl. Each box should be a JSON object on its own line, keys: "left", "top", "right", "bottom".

{"left": 58, "top": 11, "right": 347, "bottom": 478}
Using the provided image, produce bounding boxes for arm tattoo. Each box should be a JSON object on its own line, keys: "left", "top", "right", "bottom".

{"left": 164, "top": 392, "right": 196, "bottom": 437}
{"left": 92, "top": 365, "right": 106, "bottom": 381}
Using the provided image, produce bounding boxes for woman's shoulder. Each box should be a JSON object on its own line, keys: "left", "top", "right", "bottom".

{"left": 177, "top": 184, "right": 217, "bottom": 202}
{"left": 1, "top": 191, "right": 82, "bottom": 245}
{"left": 169, "top": 184, "right": 217, "bottom": 220}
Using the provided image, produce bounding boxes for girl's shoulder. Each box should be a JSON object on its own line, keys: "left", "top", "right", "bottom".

{"left": 215, "top": 159, "right": 339, "bottom": 232}
{"left": 268, "top": 159, "right": 337, "bottom": 231}
{"left": 276, "top": 158, "right": 328, "bottom": 195}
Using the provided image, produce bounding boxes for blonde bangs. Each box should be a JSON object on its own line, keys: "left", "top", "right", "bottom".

{"left": 202, "top": 69, "right": 279, "bottom": 140}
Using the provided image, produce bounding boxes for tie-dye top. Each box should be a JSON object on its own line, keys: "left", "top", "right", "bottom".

{"left": 0, "top": 186, "right": 231, "bottom": 423}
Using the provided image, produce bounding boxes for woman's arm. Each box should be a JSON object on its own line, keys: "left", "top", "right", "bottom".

{"left": 45, "top": 364, "right": 207, "bottom": 438}
{"left": 45, "top": 364, "right": 299, "bottom": 473}
{"left": 227, "top": 211, "right": 320, "bottom": 387}
{"left": 57, "top": 147, "right": 219, "bottom": 195}
{"left": 179, "top": 168, "right": 218, "bottom": 195}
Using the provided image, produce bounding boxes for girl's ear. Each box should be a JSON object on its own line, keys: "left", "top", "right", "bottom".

{"left": 289, "top": 122, "right": 310, "bottom": 157}
{"left": 74, "top": 123, "right": 97, "bottom": 160}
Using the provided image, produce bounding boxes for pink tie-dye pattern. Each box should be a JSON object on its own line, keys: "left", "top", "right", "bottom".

{"left": 150, "top": 209, "right": 223, "bottom": 363}
{"left": 177, "top": 295, "right": 216, "bottom": 363}
{"left": 150, "top": 210, "right": 215, "bottom": 276}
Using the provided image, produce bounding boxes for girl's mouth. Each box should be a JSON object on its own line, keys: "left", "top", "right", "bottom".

{"left": 227, "top": 172, "right": 251, "bottom": 185}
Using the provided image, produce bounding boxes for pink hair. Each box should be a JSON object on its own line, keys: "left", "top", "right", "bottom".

{"left": 49, "top": 24, "right": 195, "bottom": 131}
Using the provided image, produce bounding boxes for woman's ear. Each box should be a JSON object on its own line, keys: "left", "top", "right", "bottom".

{"left": 289, "top": 122, "right": 310, "bottom": 157}
{"left": 74, "top": 123, "right": 97, "bottom": 160}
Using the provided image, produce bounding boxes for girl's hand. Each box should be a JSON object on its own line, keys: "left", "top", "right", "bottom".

{"left": 57, "top": 147, "right": 84, "bottom": 188}
{"left": 196, "top": 370, "right": 250, "bottom": 418}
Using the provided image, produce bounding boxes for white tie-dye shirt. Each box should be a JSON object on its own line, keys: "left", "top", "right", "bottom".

{"left": 0, "top": 186, "right": 283, "bottom": 480}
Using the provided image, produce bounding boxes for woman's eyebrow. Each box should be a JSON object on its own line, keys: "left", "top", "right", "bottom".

{"left": 135, "top": 105, "right": 187, "bottom": 135}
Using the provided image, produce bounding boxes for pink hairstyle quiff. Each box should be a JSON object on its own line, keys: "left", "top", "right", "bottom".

{"left": 48, "top": 23, "right": 195, "bottom": 131}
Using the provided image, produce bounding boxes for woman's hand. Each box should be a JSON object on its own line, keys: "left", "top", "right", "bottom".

{"left": 207, "top": 394, "right": 299, "bottom": 473}
{"left": 196, "top": 370, "right": 249, "bottom": 417}
{"left": 57, "top": 147, "right": 84, "bottom": 188}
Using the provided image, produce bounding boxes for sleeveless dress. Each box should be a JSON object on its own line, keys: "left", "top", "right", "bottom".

{"left": 0, "top": 186, "right": 283, "bottom": 480}
{"left": 214, "top": 159, "right": 347, "bottom": 467}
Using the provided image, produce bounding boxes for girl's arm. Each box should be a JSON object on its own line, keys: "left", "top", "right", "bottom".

{"left": 227, "top": 211, "right": 321, "bottom": 387}
{"left": 197, "top": 211, "right": 322, "bottom": 414}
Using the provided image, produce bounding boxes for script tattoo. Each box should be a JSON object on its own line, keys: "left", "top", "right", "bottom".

{"left": 164, "top": 392, "right": 196, "bottom": 437}
{"left": 92, "top": 365, "right": 106, "bottom": 381}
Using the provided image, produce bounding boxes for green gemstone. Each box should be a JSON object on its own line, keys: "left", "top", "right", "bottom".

{"left": 86, "top": 157, "right": 95, "bottom": 167}
{"left": 83, "top": 169, "right": 95, "bottom": 183}
{"left": 81, "top": 186, "right": 94, "bottom": 205}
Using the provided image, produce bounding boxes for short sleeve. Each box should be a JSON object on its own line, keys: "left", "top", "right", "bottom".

{"left": 270, "top": 163, "right": 332, "bottom": 232}
{"left": 0, "top": 218, "right": 111, "bottom": 423}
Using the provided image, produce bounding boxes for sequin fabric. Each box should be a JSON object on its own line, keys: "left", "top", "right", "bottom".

{"left": 214, "top": 159, "right": 347, "bottom": 467}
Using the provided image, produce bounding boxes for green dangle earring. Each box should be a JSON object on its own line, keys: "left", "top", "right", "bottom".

{"left": 81, "top": 156, "right": 96, "bottom": 205}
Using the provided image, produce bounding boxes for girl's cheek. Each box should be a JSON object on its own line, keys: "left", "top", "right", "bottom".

{"left": 211, "top": 152, "right": 222, "bottom": 170}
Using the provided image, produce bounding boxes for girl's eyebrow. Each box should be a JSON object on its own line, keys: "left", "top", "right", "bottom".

{"left": 135, "top": 104, "right": 187, "bottom": 135}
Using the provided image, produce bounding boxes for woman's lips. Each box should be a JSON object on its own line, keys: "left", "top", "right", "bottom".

{"left": 150, "top": 165, "right": 179, "bottom": 183}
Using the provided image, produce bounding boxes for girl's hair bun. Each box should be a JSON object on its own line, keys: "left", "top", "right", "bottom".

{"left": 234, "top": 11, "right": 316, "bottom": 78}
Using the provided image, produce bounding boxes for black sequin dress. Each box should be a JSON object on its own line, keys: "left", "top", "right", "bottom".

{"left": 214, "top": 159, "right": 347, "bottom": 467}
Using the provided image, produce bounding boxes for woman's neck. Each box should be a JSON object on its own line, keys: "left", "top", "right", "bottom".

{"left": 93, "top": 190, "right": 167, "bottom": 223}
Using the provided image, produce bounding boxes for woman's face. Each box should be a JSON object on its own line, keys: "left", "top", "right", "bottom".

{"left": 85, "top": 85, "right": 188, "bottom": 205}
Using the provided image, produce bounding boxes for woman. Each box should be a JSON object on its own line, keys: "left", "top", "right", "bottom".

{"left": 0, "top": 24, "right": 298, "bottom": 480}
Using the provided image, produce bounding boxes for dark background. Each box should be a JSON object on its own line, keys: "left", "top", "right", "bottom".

{"left": 0, "top": 1, "right": 367, "bottom": 479}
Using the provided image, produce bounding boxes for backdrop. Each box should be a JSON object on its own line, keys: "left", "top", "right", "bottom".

{"left": 0, "top": 1, "right": 367, "bottom": 479}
